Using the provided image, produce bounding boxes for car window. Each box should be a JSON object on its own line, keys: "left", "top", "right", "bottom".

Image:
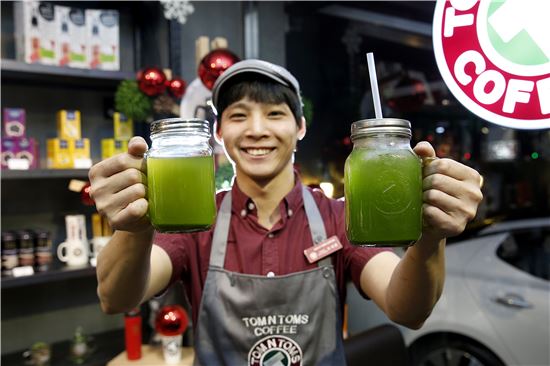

{"left": 496, "top": 228, "right": 550, "bottom": 281}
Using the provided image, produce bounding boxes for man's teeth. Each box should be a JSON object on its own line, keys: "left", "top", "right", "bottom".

{"left": 245, "top": 148, "right": 272, "bottom": 156}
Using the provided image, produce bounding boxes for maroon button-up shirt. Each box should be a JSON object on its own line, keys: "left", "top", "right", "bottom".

{"left": 154, "top": 176, "right": 390, "bottom": 326}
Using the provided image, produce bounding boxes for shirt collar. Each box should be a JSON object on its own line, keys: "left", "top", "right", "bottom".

{"left": 231, "top": 170, "right": 303, "bottom": 218}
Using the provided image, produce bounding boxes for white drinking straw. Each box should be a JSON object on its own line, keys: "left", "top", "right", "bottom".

{"left": 366, "top": 52, "right": 383, "bottom": 119}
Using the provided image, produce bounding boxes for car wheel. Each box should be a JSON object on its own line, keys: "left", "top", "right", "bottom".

{"left": 409, "top": 335, "right": 505, "bottom": 366}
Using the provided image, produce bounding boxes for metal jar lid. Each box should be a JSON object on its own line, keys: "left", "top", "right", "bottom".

{"left": 150, "top": 118, "right": 211, "bottom": 138}
{"left": 351, "top": 118, "right": 411, "bottom": 141}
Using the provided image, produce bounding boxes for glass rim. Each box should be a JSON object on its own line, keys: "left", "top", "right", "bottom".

{"left": 150, "top": 118, "right": 211, "bottom": 137}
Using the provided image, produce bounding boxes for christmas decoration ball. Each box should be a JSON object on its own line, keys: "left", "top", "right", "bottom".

{"left": 167, "top": 77, "right": 187, "bottom": 99}
{"left": 198, "top": 49, "right": 240, "bottom": 90}
{"left": 138, "top": 67, "right": 167, "bottom": 96}
{"left": 155, "top": 305, "right": 188, "bottom": 337}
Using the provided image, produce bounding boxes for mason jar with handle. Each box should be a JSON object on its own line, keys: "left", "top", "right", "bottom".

{"left": 344, "top": 118, "right": 422, "bottom": 247}
{"left": 146, "top": 118, "right": 216, "bottom": 233}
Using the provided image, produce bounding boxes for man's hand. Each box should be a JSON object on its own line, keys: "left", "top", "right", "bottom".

{"left": 89, "top": 136, "right": 151, "bottom": 233}
{"left": 414, "top": 141, "right": 483, "bottom": 241}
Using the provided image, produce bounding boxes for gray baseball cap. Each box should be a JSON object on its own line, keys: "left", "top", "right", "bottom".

{"left": 211, "top": 59, "right": 302, "bottom": 112}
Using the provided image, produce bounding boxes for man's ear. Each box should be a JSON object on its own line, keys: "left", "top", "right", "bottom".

{"left": 213, "top": 120, "right": 223, "bottom": 144}
{"left": 297, "top": 117, "right": 307, "bottom": 141}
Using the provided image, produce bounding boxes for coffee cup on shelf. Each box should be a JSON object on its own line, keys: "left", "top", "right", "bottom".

{"left": 89, "top": 236, "right": 109, "bottom": 267}
{"left": 57, "top": 239, "right": 89, "bottom": 267}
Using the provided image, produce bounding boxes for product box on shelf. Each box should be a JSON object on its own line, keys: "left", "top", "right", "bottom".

{"left": 16, "top": 137, "right": 39, "bottom": 169}
{"left": 56, "top": 110, "right": 81, "bottom": 140}
{"left": 86, "top": 9, "right": 120, "bottom": 70}
{"left": 1, "top": 138, "right": 17, "bottom": 169}
{"left": 3, "top": 108, "right": 26, "bottom": 137}
{"left": 56, "top": 6, "right": 88, "bottom": 68}
{"left": 1, "top": 137, "right": 39, "bottom": 169}
{"left": 113, "top": 112, "right": 133, "bottom": 140}
{"left": 47, "top": 138, "right": 72, "bottom": 169}
{"left": 101, "top": 139, "right": 128, "bottom": 160}
{"left": 14, "top": 1, "right": 58, "bottom": 65}
{"left": 71, "top": 138, "right": 92, "bottom": 168}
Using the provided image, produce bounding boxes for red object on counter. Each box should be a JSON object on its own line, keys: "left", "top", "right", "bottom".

{"left": 155, "top": 305, "right": 189, "bottom": 337}
{"left": 124, "top": 308, "right": 142, "bottom": 360}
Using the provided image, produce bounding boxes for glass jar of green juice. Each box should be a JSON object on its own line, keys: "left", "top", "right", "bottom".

{"left": 344, "top": 118, "right": 422, "bottom": 247}
{"left": 146, "top": 118, "right": 216, "bottom": 233}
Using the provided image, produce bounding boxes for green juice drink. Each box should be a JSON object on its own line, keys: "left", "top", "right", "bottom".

{"left": 344, "top": 118, "right": 422, "bottom": 246}
{"left": 147, "top": 156, "right": 216, "bottom": 233}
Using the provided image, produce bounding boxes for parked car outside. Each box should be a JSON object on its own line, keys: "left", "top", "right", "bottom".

{"left": 347, "top": 217, "right": 550, "bottom": 366}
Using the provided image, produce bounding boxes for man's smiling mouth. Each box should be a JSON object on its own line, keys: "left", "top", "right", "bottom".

{"left": 242, "top": 148, "right": 274, "bottom": 156}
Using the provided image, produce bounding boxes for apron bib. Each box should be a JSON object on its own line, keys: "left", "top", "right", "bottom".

{"left": 194, "top": 186, "right": 347, "bottom": 366}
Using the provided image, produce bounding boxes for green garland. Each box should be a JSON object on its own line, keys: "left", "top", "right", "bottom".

{"left": 115, "top": 80, "right": 153, "bottom": 122}
{"left": 302, "top": 96, "right": 313, "bottom": 127}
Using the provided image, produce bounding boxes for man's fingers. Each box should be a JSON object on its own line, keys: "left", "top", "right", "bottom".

{"left": 423, "top": 158, "right": 481, "bottom": 184}
{"left": 110, "top": 198, "right": 149, "bottom": 230}
{"left": 90, "top": 153, "right": 146, "bottom": 180}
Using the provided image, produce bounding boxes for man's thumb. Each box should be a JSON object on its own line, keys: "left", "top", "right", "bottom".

{"left": 127, "top": 136, "right": 148, "bottom": 157}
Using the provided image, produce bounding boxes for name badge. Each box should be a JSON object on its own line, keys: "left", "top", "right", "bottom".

{"left": 303, "top": 236, "right": 343, "bottom": 264}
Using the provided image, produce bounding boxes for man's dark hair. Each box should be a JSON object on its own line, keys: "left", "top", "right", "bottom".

{"left": 216, "top": 73, "right": 303, "bottom": 125}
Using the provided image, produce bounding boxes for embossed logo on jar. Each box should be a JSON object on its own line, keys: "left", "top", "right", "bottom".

{"left": 373, "top": 169, "right": 412, "bottom": 215}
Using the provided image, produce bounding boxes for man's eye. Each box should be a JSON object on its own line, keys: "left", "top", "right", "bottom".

{"left": 229, "top": 113, "right": 246, "bottom": 120}
{"left": 268, "top": 110, "right": 285, "bottom": 117}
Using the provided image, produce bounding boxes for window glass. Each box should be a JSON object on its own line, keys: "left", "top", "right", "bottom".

{"left": 496, "top": 228, "right": 550, "bottom": 281}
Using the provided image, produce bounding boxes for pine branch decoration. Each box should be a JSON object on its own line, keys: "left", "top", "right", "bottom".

{"left": 115, "top": 80, "right": 153, "bottom": 122}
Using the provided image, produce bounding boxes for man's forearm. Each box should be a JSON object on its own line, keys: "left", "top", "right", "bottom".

{"left": 385, "top": 234, "right": 446, "bottom": 329}
{"left": 96, "top": 228, "right": 155, "bottom": 314}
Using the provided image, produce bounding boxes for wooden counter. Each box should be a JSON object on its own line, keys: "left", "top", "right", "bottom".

{"left": 107, "top": 345, "right": 194, "bottom": 365}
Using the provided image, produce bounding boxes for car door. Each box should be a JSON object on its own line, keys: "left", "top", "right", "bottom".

{"left": 464, "top": 228, "right": 550, "bottom": 366}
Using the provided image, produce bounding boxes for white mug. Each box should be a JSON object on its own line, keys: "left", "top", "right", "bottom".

{"left": 57, "top": 240, "right": 89, "bottom": 267}
{"left": 89, "top": 236, "right": 110, "bottom": 266}
{"left": 91, "top": 236, "right": 109, "bottom": 258}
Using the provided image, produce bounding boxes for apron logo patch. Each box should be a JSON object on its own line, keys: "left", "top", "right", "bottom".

{"left": 242, "top": 314, "right": 309, "bottom": 337}
{"left": 248, "top": 335, "right": 303, "bottom": 366}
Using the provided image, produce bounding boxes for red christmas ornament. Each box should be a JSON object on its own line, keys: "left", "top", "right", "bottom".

{"left": 198, "top": 49, "right": 240, "bottom": 90}
{"left": 81, "top": 182, "right": 95, "bottom": 206}
{"left": 155, "top": 305, "right": 188, "bottom": 337}
{"left": 167, "top": 77, "right": 187, "bottom": 99}
{"left": 137, "top": 67, "right": 167, "bottom": 96}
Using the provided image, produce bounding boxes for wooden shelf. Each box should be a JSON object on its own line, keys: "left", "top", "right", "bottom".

{"left": 1, "top": 265, "right": 96, "bottom": 290}
{"left": 1, "top": 328, "right": 125, "bottom": 366}
{"left": 1, "top": 169, "right": 90, "bottom": 180}
{"left": 1, "top": 59, "right": 134, "bottom": 87}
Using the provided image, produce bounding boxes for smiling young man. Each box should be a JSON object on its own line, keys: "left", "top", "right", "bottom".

{"left": 89, "top": 59, "right": 483, "bottom": 365}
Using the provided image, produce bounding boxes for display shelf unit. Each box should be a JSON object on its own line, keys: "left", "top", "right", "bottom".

{"left": 0, "top": 1, "right": 171, "bottom": 356}
{"left": 1, "top": 169, "right": 90, "bottom": 180}
{"left": 1, "top": 59, "right": 135, "bottom": 87}
{"left": 1, "top": 265, "right": 96, "bottom": 290}
{"left": 0, "top": 328, "right": 125, "bottom": 366}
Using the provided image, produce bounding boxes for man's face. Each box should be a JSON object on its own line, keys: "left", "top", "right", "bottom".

{"left": 216, "top": 97, "right": 306, "bottom": 183}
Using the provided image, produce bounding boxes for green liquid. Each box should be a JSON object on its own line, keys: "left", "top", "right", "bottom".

{"left": 344, "top": 148, "right": 422, "bottom": 246}
{"left": 148, "top": 156, "right": 216, "bottom": 233}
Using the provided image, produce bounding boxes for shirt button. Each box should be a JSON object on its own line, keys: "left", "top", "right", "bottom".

{"left": 268, "top": 233, "right": 274, "bottom": 238}
{"left": 248, "top": 202, "right": 255, "bottom": 210}
{"left": 240, "top": 209, "right": 247, "bottom": 217}
{"left": 266, "top": 271, "right": 275, "bottom": 277}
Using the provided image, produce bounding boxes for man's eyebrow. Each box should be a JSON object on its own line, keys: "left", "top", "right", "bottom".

{"left": 226, "top": 102, "right": 250, "bottom": 110}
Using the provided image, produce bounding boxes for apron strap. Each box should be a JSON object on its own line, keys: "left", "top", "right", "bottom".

{"left": 210, "top": 191, "right": 232, "bottom": 268}
{"left": 209, "top": 186, "right": 332, "bottom": 268}
{"left": 302, "top": 186, "right": 332, "bottom": 267}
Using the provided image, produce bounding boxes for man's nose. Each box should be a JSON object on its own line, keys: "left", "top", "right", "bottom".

{"left": 246, "top": 113, "right": 269, "bottom": 136}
